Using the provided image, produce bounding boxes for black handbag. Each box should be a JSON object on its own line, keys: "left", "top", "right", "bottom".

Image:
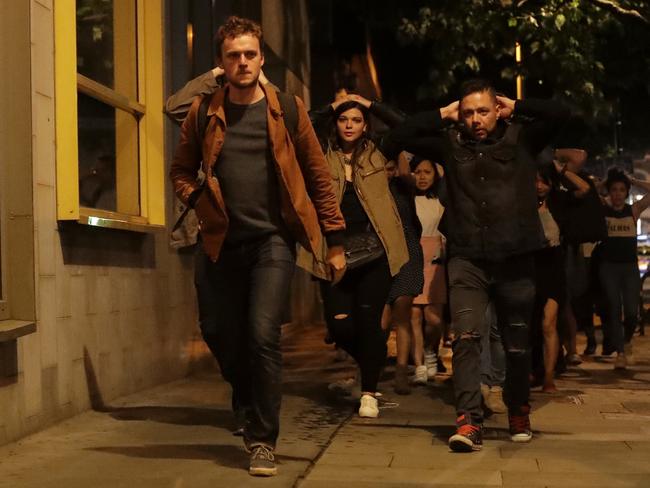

{"left": 343, "top": 231, "right": 384, "bottom": 270}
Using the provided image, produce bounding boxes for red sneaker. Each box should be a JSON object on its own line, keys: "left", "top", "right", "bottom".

{"left": 448, "top": 414, "right": 483, "bottom": 452}
{"left": 509, "top": 405, "right": 532, "bottom": 442}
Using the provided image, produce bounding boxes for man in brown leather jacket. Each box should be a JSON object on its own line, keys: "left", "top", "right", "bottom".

{"left": 169, "top": 16, "right": 345, "bottom": 477}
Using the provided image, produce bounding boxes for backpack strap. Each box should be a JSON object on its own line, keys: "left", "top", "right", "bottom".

{"left": 196, "top": 93, "right": 212, "bottom": 140}
{"left": 276, "top": 91, "right": 299, "bottom": 143}
{"left": 197, "top": 90, "right": 297, "bottom": 143}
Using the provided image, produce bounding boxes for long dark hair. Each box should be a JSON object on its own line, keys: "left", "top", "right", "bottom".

{"left": 536, "top": 162, "right": 561, "bottom": 201}
{"left": 410, "top": 155, "right": 441, "bottom": 198}
{"left": 328, "top": 101, "right": 373, "bottom": 165}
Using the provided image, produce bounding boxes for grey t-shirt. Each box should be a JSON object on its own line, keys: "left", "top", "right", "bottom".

{"left": 214, "top": 97, "right": 285, "bottom": 243}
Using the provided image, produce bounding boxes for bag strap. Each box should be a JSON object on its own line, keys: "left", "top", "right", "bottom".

{"left": 175, "top": 94, "right": 211, "bottom": 232}
{"left": 276, "top": 91, "right": 299, "bottom": 143}
{"left": 196, "top": 94, "right": 212, "bottom": 140}
{"left": 171, "top": 205, "right": 192, "bottom": 233}
{"left": 196, "top": 90, "right": 298, "bottom": 142}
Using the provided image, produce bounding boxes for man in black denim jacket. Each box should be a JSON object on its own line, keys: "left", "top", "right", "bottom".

{"left": 389, "top": 79, "right": 569, "bottom": 452}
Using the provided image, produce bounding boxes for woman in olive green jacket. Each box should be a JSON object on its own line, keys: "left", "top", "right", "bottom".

{"left": 298, "top": 95, "right": 408, "bottom": 419}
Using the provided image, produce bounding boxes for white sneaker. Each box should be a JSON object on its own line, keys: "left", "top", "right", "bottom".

{"left": 412, "top": 365, "right": 428, "bottom": 385}
{"left": 358, "top": 394, "right": 379, "bottom": 418}
{"left": 424, "top": 352, "right": 438, "bottom": 379}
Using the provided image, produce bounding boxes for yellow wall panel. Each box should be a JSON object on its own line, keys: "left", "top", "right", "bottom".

{"left": 54, "top": 0, "right": 80, "bottom": 220}
{"left": 139, "top": 0, "right": 165, "bottom": 226}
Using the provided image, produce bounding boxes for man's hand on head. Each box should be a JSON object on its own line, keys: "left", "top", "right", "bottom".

{"left": 440, "top": 100, "right": 459, "bottom": 122}
{"left": 496, "top": 95, "right": 516, "bottom": 119}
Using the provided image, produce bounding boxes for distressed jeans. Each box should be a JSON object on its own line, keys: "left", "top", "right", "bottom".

{"left": 480, "top": 302, "right": 506, "bottom": 388}
{"left": 448, "top": 255, "right": 535, "bottom": 424}
{"left": 194, "top": 233, "right": 295, "bottom": 449}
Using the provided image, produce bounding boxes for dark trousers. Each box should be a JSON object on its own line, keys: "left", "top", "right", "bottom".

{"left": 320, "top": 257, "right": 391, "bottom": 393}
{"left": 599, "top": 261, "right": 640, "bottom": 353}
{"left": 194, "top": 233, "right": 295, "bottom": 449}
{"left": 448, "top": 255, "right": 535, "bottom": 424}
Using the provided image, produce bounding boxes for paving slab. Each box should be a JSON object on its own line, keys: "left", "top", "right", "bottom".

{"left": 2, "top": 327, "right": 650, "bottom": 487}
{"left": 501, "top": 470, "right": 650, "bottom": 487}
{"left": 305, "top": 465, "right": 503, "bottom": 486}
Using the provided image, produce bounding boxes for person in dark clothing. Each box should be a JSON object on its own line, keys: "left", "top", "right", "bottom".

{"left": 552, "top": 149, "right": 607, "bottom": 359}
{"left": 383, "top": 153, "right": 425, "bottom": 395}
{"left": 169, "top": 17, "right": 345, "bottom": 477}
{"left": 598, "top": 168, "right": 650, "bottom": 369}
{"left": 388, "top": 79, "right": 569, "bottom": 452}
{"left": 298, "top": 94, "right": 409, "bottom": 418}
{"left": 532, "top": 158, "right": 590, "bottom": 393}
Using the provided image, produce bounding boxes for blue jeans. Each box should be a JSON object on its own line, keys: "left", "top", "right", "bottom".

{"left": 194, "top": 233, "right": 295, "bottom": 449}
{"left": 480, "top": 303, "right": 506, "bottom": 387}
{"left": 448, "top": 255, "right": 535, "bottom": 423}
{"left": 598, "top": 261, "right": 640, "bottom": 353}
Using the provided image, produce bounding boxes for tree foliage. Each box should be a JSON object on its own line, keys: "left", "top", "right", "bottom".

{"left": 397, "top": 0, "right": 650, "bottom": 128}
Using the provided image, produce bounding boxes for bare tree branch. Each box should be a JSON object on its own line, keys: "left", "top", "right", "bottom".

{"left": 587, "top": 0, "right": 649, "bottom": 24}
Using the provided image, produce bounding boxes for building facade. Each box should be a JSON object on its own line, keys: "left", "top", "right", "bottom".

{"left": 0, "top": 0, "right": 314, "bottom": 446}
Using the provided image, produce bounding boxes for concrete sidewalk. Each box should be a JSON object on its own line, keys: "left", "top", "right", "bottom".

{"left": 302, "top": 333, "right": 650, "bottom": 488}
{"left": 0, "top": 324, "right": 355, "bottom": 488}
{"left": 1, "top": 326, "right": 649, "bottom": 488}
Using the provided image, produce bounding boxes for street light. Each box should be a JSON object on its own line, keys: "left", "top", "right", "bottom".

{"left": 515, "top": 41, "right": 524, "bottom": 99}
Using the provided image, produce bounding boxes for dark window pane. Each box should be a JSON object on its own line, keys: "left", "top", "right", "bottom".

{"left": 78, "top": 92, "right": 140, "bottom": 215}
{"left": 76, "top": 0, "right": 138, "bottom": 99}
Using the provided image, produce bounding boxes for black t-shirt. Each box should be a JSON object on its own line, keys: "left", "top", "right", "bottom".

{"left": 599, "top": 204, "right": 637, "bottom": 263}
{"left": 214, "top": 97, "right": 285, "bottom": 243}
{"left": 341, "top": 182, "right": 372, "bottom": 235}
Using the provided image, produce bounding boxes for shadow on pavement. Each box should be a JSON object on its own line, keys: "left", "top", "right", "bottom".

{"left": 560, "top": 362, "right": 650, "bottom": 389}
{"left": 88, "top": 444, "right": 310, "bottom": 469}
{"left": 348, "top": 421, "right": 571, "bottom": 443}
{"left": 105, "top": 405, "right": 237, "bottom": 431}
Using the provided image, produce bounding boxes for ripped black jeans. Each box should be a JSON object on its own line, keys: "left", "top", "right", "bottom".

{"left": 448, "top": 255, "right": 535, "bottom": 424}
{"left": 320, "top": 257, "right": 391, "bottom": 393}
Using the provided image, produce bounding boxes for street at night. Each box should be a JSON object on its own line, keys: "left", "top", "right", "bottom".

{"left": 2, "top": 1, "right": 650, "bottom": 486}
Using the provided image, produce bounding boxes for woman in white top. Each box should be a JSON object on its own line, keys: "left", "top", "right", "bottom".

{"left": 410, "top": 157, "right": 447, "bottom": 384}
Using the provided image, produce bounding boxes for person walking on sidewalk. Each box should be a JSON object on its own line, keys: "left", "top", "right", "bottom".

{"left": 298, "top": 94, "right": 409, "bottom": 419}
{"left": 383, "top": 152, "right": 425, "bottom": 396}
{"left": 169, "top": 16, "right": 345, "bottom": 477}
{"left": 532, "top": 154, "right": 590, "bottom": 392}
{"left": 598, "top": 168, "right": 650, "bottom": 370}
{"left": 389, "top": 79, "right": 569, "bottom": 452}
{"left": 410, "top": 156, "right": 448, "bottom": 386}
